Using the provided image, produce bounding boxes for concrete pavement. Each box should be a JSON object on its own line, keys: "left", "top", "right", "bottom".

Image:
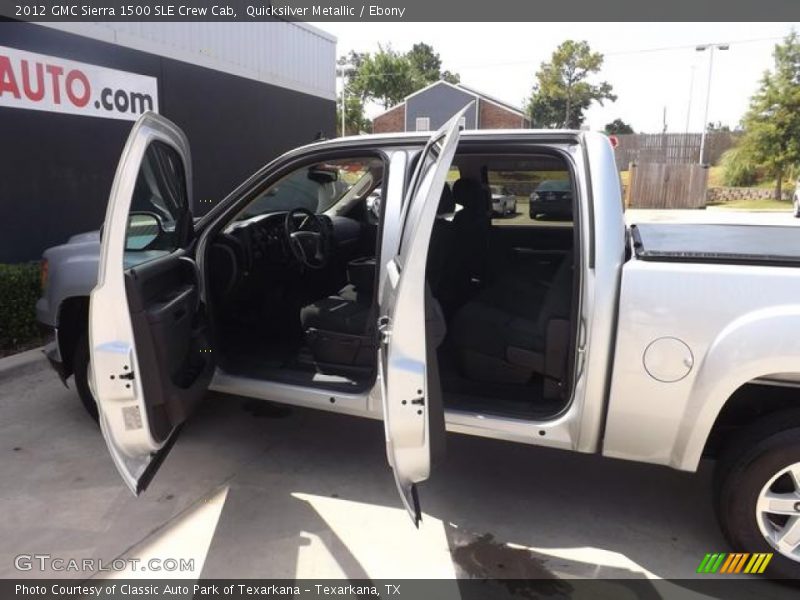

{"left": 0, "top": 361, "right": 795, "bottom": 598}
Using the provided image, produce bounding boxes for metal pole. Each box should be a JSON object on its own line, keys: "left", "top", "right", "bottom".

{"left": 340, "top": 71, "right": 346, "bottom": 137}
{"left": 685, "top": 65, "right": 695, "bottom": 135}
{"left": 698, "top": 47, "right": 715, "bottom": 164}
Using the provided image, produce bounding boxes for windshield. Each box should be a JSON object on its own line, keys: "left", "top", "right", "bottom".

{"left": 234, "top": 157, "right": 382, "bottom": 221}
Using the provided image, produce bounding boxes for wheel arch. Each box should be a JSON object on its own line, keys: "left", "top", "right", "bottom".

{"left": 57, "top": 296, "right": 90, "bottom": 379}
{"left": 672, "top": 306, "right": 800, "bottom": 471}
{"left": 704, "top": 381, "right": 800, "bottom": 461}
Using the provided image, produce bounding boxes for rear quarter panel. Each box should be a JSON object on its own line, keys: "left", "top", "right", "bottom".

{"left": 603, "top": 258, "right": 800, "bottom": 470}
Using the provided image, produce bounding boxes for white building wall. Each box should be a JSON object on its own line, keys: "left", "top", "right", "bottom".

{"left": 38, "top": 21, "right": 336, "bottom": 100}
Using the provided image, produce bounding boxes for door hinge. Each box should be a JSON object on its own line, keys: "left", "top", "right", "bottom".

{"left": 377, "top": 316, "right": 392, "bottom": 344}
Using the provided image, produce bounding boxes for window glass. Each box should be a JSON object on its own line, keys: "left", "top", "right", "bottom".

{"left": 446, "top": 165, "right": 461, "bottom": 184}
{"left": 486, "top": 162, "right": 573, "bottom": 226}
{"left": 125, "top": 141, "right": 186, "bottom": 257}
{"left": 415, "top": 117, "right": 430, "bottom": 132}
{"left": 235, "top": 157, "right": 383, "bottom": 221}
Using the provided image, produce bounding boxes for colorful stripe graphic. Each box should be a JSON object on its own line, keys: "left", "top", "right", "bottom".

{"left": 696, "top": 553, "right": 772, "bottom": 574}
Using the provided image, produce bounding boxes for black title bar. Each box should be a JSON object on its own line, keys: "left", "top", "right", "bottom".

{"left": 2, "top": 578, "right": 792, "bottom": 599}
{"left": 2, "top": 0, "right": 800, "bottom": 22}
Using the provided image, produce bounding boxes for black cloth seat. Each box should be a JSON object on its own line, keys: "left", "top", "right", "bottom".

{"left": 300, "top": 186, "right": 455, "bottom": 367}
{"left": 426, "top": 184, "right": 455, "bottom": 297}
{"left": 436, "top": 178, "right": 492, "bottom": 314}
{"left": 299, "top": 288, "right": 374, "bottom": 369}
{"left": 300, "top": 293, "right": 371, "bottom": 336}
{"left": 449, "top": 252, "right": 574, "bottom": 389}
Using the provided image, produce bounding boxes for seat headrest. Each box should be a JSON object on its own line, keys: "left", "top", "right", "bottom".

{"left": 437, "top": 184, "right": 455, "bottom": 214}
{"left": 453, "top": 178, "right": 489, "bottom": 211}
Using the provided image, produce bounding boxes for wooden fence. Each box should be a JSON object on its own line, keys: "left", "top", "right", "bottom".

{"left": 626, "top": 162, "right": 709, "bottom": 209}
{"left": 614, "top": 132, "right": 739, "bottom": 171}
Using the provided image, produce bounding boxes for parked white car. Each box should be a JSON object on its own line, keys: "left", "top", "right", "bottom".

{"left": 489, "top": 184, "right": 516, "bottom": 216}
{"left": 794, "top": 178, "right": 800, "bottom": 217}
{"left": 38, "top": 110, "right": 800, "bottom": 578}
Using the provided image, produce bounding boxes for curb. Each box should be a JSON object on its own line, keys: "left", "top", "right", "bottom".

{"left": 0, "top": 347, "right": 47, "bottom": 379}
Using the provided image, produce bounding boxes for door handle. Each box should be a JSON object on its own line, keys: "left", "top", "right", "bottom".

{"left": 178, "top": 256, "right": 201, "bottom": 313}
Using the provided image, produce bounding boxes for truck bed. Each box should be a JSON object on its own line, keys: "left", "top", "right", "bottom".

{"left": 630, "top": 223, "right": 800, "bottom": 267}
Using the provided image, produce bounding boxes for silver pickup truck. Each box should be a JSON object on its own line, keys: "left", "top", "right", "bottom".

{"left": 37, "top": 111, "right": 800, "bottom": 578}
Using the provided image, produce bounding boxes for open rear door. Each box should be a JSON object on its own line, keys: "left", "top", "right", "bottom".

{"left": 378, "top": 108, "right": 467, "bottom": 525}
{"left": 89, "top": 112, "right": 214, "bottom": 495}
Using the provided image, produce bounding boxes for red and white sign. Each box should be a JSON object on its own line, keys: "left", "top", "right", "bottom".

{"left": 0, "top": 45, "right": 159, "bottom": 121}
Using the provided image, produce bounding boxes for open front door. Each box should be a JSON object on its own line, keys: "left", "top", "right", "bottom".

{"left": 90, "top": 112, "right": 214, "bottom": 495}
{"left": 378, "top": 109, "right": 466, "bottom": 525}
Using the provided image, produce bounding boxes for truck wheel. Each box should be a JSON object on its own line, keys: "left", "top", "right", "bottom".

{"left": 73, "top": 333, "right": 99, "bottom": 424}
{"left": 715, "top": 412, "right": 800, "bottom": 579}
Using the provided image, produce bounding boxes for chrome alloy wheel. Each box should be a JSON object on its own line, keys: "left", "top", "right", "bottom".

{"left": 756, "top": 461, "right": 800, "bottom": 562}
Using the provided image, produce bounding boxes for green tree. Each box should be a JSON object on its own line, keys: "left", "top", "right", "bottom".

{"left": 706, "top": 121, "right": 732, "bottom": 133}
{"left": 337, "top": 52, "right": 371, "bottom": 135}
{"left": 738, "top": 31, "right": 800, "bottom": 199}
{"left": 407, "top": 43, "right": 461, "bottom": 86}
{"left": 526, "top": 40, "right": 616, "bottom": 129}
{"left": 604, "top": 118, "right": 634, "bottom": 135}
{"left": 720, "top": 145, "right": 759, "bottom": 187}
{"left": 350, "top": 46, "right": 415, "bottom": 109}
{"left": 337, "top": 94, "right": 371, "bottom": 136}
{"left": 343, "top": 42, "right": 461, "bottom": 112}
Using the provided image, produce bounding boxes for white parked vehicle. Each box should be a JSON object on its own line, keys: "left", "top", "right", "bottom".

{"left": 794, "top": 178, "right": 800, "bottom": 218}
{"left": 489, "top": 184, "right": 516, "bottom": 216}
{"left": 41, "top": 109, "right": 800, "bottom": 578}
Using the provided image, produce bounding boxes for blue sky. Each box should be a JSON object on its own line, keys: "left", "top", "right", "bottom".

{"left": 311, "top": 22, "right": 800, "bottom": 133}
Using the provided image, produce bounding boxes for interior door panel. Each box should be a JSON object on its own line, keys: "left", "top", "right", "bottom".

{"left": 124, "top": 251, "right": 212, "bottom": 443}
{"left": 490, "top": 225, "right": 574, "bottom": 280}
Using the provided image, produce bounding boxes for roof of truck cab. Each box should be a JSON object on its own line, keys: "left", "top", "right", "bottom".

{"left": 298, "top": 129, "right": 585, "bottom": 152}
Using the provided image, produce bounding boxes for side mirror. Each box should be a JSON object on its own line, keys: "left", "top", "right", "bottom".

{"left": 125, "top": 212, "right": 163, "bottom": 250}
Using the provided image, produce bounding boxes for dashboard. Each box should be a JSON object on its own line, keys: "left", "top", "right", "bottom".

{"left": 229, "top": 212, "right": 293, "bottom": 266}
{"left": 208, "top": 211, "right": 364, "bottom": 299}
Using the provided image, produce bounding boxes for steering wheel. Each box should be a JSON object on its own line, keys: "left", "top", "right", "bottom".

{"left": 284, "top": 207, "right": 331, "bottom": 270}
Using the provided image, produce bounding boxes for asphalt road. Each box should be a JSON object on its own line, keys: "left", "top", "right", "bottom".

{"left": 0, "top": 356, "right": 795, "bottom": 598}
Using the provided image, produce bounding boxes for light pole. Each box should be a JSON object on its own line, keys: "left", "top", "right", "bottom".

{"left": 336, "top": 64, "right": 353, "bottom": 137}
{"left": 684, "top": 65, "right": 695, "bottom": 135}
{"left": 696, "top": 43, "right": 729, "bottom": 164}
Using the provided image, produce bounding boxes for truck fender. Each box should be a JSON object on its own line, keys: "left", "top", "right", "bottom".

{"left": 52, "top": 252, "right": 99, "bottom": 311}
{"left": 672, "top": 305, "right": 800, "bottom": 471}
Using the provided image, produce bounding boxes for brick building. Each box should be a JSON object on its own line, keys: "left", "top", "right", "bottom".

{"left": 372, "top": 80, "right": 530, "bottom": 133}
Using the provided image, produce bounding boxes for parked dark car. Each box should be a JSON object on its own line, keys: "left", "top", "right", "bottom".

{"left": 529, "top": 179, "right": 572, "bottom": 219}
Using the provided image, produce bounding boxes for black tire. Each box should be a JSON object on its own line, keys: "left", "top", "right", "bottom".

{"left": 715, "top": 410, "right": 800, "bottom": 579}
{"left": 73, "top": 333, "right": 99, "bottom": 423}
